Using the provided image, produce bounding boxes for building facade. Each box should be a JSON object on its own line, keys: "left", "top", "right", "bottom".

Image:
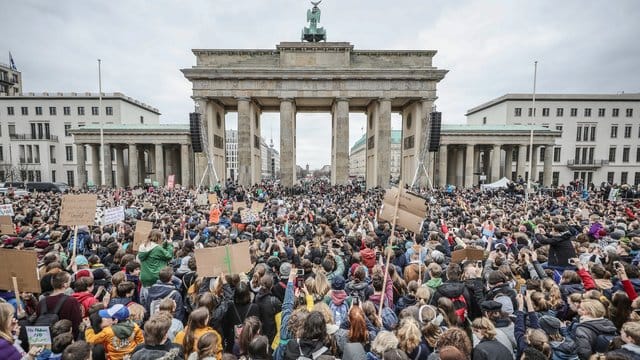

{"left": 0, "top": 91, "right": 160, "bottom": 186}
{"left": 225, "top": 130, "right": 280, "bottom": 181}
{"left": 466, "top": 94, "right": 640, "bottom": 186}
{"left": 350, "top": 130, "right": 401, "bottom": 180}
{"left": 0, "top": 63, "right": 21, "bottom": 96}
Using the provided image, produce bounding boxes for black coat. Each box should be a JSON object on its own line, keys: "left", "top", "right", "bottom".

{"left": 254, "top": 291, "right": 282, "bottom": 345}
{"left": 573, "top": 318, "right": 617, "bottom": 360}
{"left": 472, "top": 339, "right": 513, "bottom": 360}
{"left": 536, "top": 231, "right": 576, "bottom": 267}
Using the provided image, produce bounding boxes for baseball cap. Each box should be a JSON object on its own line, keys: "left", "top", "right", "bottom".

{"left": 98, "top": 304, "right": 130, "bottom": 321}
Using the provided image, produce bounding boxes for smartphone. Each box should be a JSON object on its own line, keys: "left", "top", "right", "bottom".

{"left": 296, "top": 269, "right": 305, "bottom": 276}
{"left": 614, "top": 261, "right": 622, "bottom": 270}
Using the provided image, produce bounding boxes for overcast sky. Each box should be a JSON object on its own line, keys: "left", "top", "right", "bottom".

{"left": 3, "top": 0, "right": 639, "bottom": 168}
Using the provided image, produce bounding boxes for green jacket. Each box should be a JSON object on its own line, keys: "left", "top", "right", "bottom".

{"left": 137, "top": 242, "right": 174, "bottom": 287}
{"left": 425, "top": 277, "right": 443, "bottom": 291}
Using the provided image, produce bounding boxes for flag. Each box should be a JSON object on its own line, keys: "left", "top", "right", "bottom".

{"left": 8, "top": 52, "right": 16, "bottom": 70}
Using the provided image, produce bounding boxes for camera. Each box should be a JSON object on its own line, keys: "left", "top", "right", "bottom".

{"left": 296, "top": 269, "right": 305, "bottom": 288}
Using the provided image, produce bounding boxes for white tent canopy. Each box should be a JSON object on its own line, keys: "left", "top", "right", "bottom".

{"left": 481, "top": 177, "right": 512, "bottom": 191}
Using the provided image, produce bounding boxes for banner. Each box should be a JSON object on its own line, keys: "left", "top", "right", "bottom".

{"left": 0, "top": 248, "right": 40, "bottom": 293}
{"left": 102, "top": 206, "right": 124, "bottom": 226}
{"left": 0, "top": 204, "right": 14, "bottom": 216}
{"left": 194, "top": 242, "right": 251, "bottom": 277}
{"left": 167, "top": 175, "right": 175, "bottom": 189}
{"left": 59, "top": 194, "right": 97, "bottom": 226}
{"left": 132, "top": 221, "right": 153, "bottom": 252}
{"left": 240, "top": 209, "right": 260, "bottom": 223}
{"left": 451, "top": 248, "right": 485, "bottom": 264}
{"left": 0, "top": 216, "right": 15, "bottom": 235}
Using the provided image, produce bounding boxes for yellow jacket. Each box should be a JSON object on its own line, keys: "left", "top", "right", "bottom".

{"left": 85, "top": 321, "right": 144, "bottom": 360}
{"left": 174, "top": 326, "right": 222, "bottom": 360}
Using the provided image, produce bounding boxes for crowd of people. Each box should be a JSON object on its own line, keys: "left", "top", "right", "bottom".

{"left": 0, "top": 179, "right": 639, "bottom": 360}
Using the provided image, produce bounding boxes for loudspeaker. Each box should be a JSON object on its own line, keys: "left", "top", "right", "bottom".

{"left": 428, "top": 112, "right": 442, "bottom": 152}
{"left": 190, "top": 112, "right": 203, "bottom": 153}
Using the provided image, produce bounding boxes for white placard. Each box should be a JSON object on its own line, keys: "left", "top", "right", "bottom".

{"left": 0, "top": 204, "right": 14, "bottom": 216}
{"left": 26, "top": 326, "right": 52, "bottom": 346}
{"left": 102, "top": 206, "right": 124, "bottom": 225}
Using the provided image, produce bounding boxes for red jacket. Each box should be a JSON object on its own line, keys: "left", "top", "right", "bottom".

{"left": 71, "top": 291, "right": 98, "bottom": 317}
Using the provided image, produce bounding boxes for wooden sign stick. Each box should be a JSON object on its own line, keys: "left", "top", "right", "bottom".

{"left": 12, "top": 277, "right": 23, "bottom": 314}
{"left": 71, "top": 225, "right": 79, "bottom": 260}
{"left": 379, "top": 180, "right": 403, "bottom": 318}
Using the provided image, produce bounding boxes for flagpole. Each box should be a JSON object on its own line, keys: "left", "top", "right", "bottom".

{"left": 98, "top": 59, "right": 105, "bottom": 187}
{"left": 525, "top": 61, "right": 537, "bottom": 203}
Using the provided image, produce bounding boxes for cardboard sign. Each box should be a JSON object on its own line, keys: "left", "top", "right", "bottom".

{"left": 251, "top": 202, "right": 265, "bottom": 212}
{"left": 0, "top": 248, "right": 40, "bottom": 293}
{"left": 383, "top": 188, "right": 428, "bottom": 216}
{"left": 0, "top": 216, "right": 15, "bottom": 235}
{"left": 196, "top": 194, "right": 208, "bottom": 206}
{"left": 240, "top": 209, "right": 260, "bottom": 223}
{"left": 208, "top": 194, "right": 218, "bottom": 205}
{"left": 378, "top": 187, "right": 427, "bottom": 234}
{"left": 0, "top": 204, "right": 14, "bottom": 216}
{"left": 167, "top": 175, "right": 175, "bottom": 189}
{"left": 379, "top": 203, "right": 424, "bottom": 233}
{"left": 451, "top": 248, "right": 485, "bottom": 264}
{"left": 102, "top": 206, "right": 124, "bottom": 226}
{"left": 132, "top": 221, "right": 153, "bottom": 252}
{"left": 233, "top": 202, "right": 246, "bottom": 212}
{"left": 142, "top": 202, "right": 155, "bottom": 210}
{"left": 59, "top": 194, "right": 97, "bottom": 226}
{"left": 194, "top": 242, "right": 251, "bottom": 277}
{"left": 26, "top": 326, "right": 52, "bottom": 346}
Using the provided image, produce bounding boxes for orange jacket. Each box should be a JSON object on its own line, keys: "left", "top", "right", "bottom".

{"left": 209, "top": 207, "right": 221, "bottom": 224}
{"left": 174, "top": 326, "right": 222, "bottom": 360}
{"left": 85, "top": 321, "right": 144, "bottom": 360}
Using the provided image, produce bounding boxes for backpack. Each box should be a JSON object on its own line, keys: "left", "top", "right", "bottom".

{"left": 149, "top": 290, "right": 178, "bottom": 317}
{"left": 347, "top": 285, "right": 367, "bottom": 302}
{"left": 297, "top": 341, "right": 327, "bottom": 360}
{"left": 579, "top": 323, "right": 617, "bottom": 353}
{"left": 233, "top": 304, "right": 253, "bottom": 340}
{"left": 33, "top": 295, "right": 68, "bottom": 331}
{"left": 329, "top": 301, "right": 348, "bottom": 327}
{"left": 448, "top": 294, "right": 468, "bottom": 323}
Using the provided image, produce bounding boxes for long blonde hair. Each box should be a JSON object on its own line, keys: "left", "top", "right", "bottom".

{"left": 471, "top": 317, "right": 497, "bottom": 341}
{"left": 396, "top": 318, "right": 422, "bottom": 355}
{"left": 0, "top": 303, "right": 15, "bottom": 342}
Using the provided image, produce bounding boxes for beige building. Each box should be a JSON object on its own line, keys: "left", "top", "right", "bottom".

{"left": 0, "top": 62, "right": 21, "bottom": 96}
{"left": 350, "top": 130, "right": 401, "bottom": 180}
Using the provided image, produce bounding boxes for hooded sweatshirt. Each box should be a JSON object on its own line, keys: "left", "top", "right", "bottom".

{"left": 85, "top": 320, "right": 144, "bottom": 360}
{"left": 71, "top": 291, "right": 98, "bottom": 317}
{"left": 137, "top": 242, "right": 174, "bottom": 287}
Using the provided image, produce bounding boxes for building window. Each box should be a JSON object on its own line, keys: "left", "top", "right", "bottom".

{"left": 590, "top": 126, "right": 596, "bottom": 141}
{"left": 66, "top": 171, "right": 74, "bottom": 187}
{"left": 0, "top": 146, "right": 3, "bottom": 162}
{"left": 584, "top": 108, "right": 591, "bottom": 117}
{"left": 556, "top": 108, "right": 564, "bottom": 117}
{"left": 637, "top": 147, "right": 640, "bottom": 162}
{"left": 625, "top": 125, "right": 632, "bottom": 138}
{"left": 626, "top": 108, "right": 634, "bottom": 117}
{"left": 553, "top": 147, "right": 561, "bottom": 162}
{"left": 7, "top": 106, "right": 14, "bottom": 115}
{"left": 623, "top": 147, "right": 630, "bottom": 163}
{"left": 609, "top": 147, "right": 616, "bottom": 162}
{"left": 607, "top": 172, "right": 614, "bottom": 184}
{"left": 598, "top": 108, "right": 605, "bottom": 117}
{"left": 542, "top": 108, "right": 549, "bottom": 117}
{"left": 8, "top": 124, "right": 15, "bottom": 136}
{"left": 47, "top": 106, "right": 55, "bottom": 116}
{"left": 63, "top": 106, "right": 71, "bottom": 115}
{"left": 514, "top": 108, "right": 522, "bottom": 117}
{"left": 65, "top": 146, "right": 73, "bottom": 161}
{"left": 555, "top": 125, "right": 563, "bottom": 131}
{"left": 35, "top": 106, "right": 42, "bottom": 115}
{"left": 482, "top": 117, "right": 486, "bottom": 124}
{"left": 576, "top": 126, "right": 582, "bottom": 141}
{"left": 77, "top": 106, "right": 85, "bottom": 115}
{"left": 583, "top": 126, "right": 589, "bottom": 141}
{"left": 91, "top": 106, "right": 99, "bottom": 115}
{"left": 528, "top": 108, "right": 536, "bottom": 117}
{"left": 613, "top": 108, "right": 619, "bottom": 117}
{"left": 570, "top": 108, "right": 577, "bottom": 117}
{"left": 51, "top": 170, "right": 56, "bottom": 183}
{"left": 140, "top": 116, "right": 144, "bottom": 124}
{"left": 611, "top": 125, "right": 618, "bottom": 138}
{"left": 621, "top": 172, "right": 628, "bottom": 185}
{"left": 21, "top": 107, "right": 28, "bottom": 115}
{"left": 35, "top": 170, "right": 41, "bottom": 182}
{"left": 106, "top": 106, "right": 113, "bottom": 116}
{"left": 64, "top": 124, "right": 71, "bottom": 137}
{"left": 539, "top": 147, "right": 545, "bottom": 161}
{"left": 552, "top": 172, "right": 559, "bottom": 187}
{"left": 635, "top": 172, "right": 640, "bottom": 186}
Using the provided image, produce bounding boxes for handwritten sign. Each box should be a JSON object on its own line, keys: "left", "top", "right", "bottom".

{"left": 451, "top": 248, "right": 485, "bottom": 264}
{"left": 233, "top": 202, "right": 246, "bottom": 212}
{"left": 26, "top": 326, "right": 52, "bottom": 346}
{"left": 0, "top": 249, "right": 40, "bottom": 293}
{"left": 132, "top": 221, "right": 153, "bottom": 252}
{"left": 132, "top": 189, "right": 145, "bottom": 196}
{"left": 102, "top": 206, "right": 124, "bottom": 226}
{"left": 194, "top": 242, "right": 251, "bottom": 277}
{"left": 379, "top": 187, "right": 427, "bottom": 233}
{"left": 196, "top": 194, "right": 208, "bottom": 206}
{"left": 240, "top": 209, "right": 260, "bottom": 224}
{"left": 0, "top": 216, "right": 14, "bottom": 235}
{"left": 251, "top": 202, "right": 265, "bottom": 212}
{"left": 167, "top": 175, "right": 175, "bottom": 189}
{"left": 0, "top": 204, "right": 14, "bottom": 216}
{"left": 208, "top": 193, "right": 218, "bottom": 205}
{"left": 59, "top": 194, "right": 97, "bottom": 226}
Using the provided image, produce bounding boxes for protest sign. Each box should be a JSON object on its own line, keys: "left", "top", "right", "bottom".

{"left": 240, "top": 209, "right": 260, "bottom": 223}
{"left": 26, "top": 326, "right": 52, "bottom": 346}
{"left": 378, "top": 187, "right": 427, "bottom": 234}
{"left": 194, "top": 242, "right": 251, "bottom": 277}
{"left": 251, "top": 202, "right": 265, "bottom": 212}
{"left": 196, "top": 194, "right": 208, "bottom": 206}
{"left": 451, "top": 248, "right": 485, "bottom": 264}
{"left": 0, "top": 204, "right": 14, "bottom": 216}
{"left": 132, "top": 221, "right": 153, "bottom": 252}
{"left": 102, "top": 206, "right": 124, "bottom": 226}
{"left": 208, "top": 193, "right": 218, "bottom": 205}
{"left": 0, "top": 248, "right": 40, "bottom": 293}
{"left": 142, "top": 202, "right": 155, "bottom": 210}
{"left": 132, "top": 189, "right": 145, "bottom": 196}
{"left": 167, "top": 175, "right": 175, "bottom": 189}
{"left": 379, "top": 203, "right": 424, "bottom": 233}
{"left": 233, "top": 202, "right": 246, "bottom": 212}
{"left": 60, "top": 194, "right": 97, "bottom": 226}
{"left": 0, "top": 216, "right": 15, "bottom": 235}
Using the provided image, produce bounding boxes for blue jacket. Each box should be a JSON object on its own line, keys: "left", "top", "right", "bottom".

{"left": 144, "top": 282, "right": 184, "bottom": 321}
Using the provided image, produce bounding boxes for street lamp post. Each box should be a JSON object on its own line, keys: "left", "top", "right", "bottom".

{"left": 525, "top": 61, "right": 538, "bottom": 203}
{"left": 98, "top": 59, "right": 105, "bottom": 187}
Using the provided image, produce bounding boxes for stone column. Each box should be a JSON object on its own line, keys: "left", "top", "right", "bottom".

{"left": 138, "top": 146, "right": 146, "bottom": 184}
{"left": 155, "top": 144, "right": 165, "bottom": 186}
{"left": 103, "top": 144, "right": 113, "bottom": 187}
{"left": 237, "top": 97, "right": 252, "bottom": 187}
{"left": 474, "top": 146, "right": 481, "bottom": 184}
{"left": 76, "top": 144, "right": 86, "bottom": 188}
{"left": 280, "top": 98, "right": 296, "bottom": 188}
{"left": 148, "top": 146, "right": 155, "bottom": 182}
{"left": 116, "top": 146, "right": 126, "bottom": 188}
{"left": 491, "top": 144, "right": 501, "bottom": 182}
{"left": 91, "top": 144, "right": 100, "bottom": 186}
{"left": 543, "top": 145, "right": 553, "bottom": 187}
{"left": 516, "top": 144, "right": 526, "bottom": 180}
{"left": 503, "top": 145, "right": 512, "bottom": 180}
{"left": 181, "top": 143, "right": 190, "bottom": 188}
{"left": 465, "top": 144, "right": 475, "bottom": 188}
{"left": 331, "top": 98, "right": 349, "bottom": 185}
{"left": 456, "top": 147, "right": 464, "bottom": 187}
{"left": 376, "top": 98, "right": 391, "bottom": 187}
{"left": 128, "top": 144, "right": 138, "bottom": 187}
{"left": 438, "top": 144, "right": 448, "bottom": 187}
{"left": 530, "top": 145, "right": 539, "bottom": 183}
